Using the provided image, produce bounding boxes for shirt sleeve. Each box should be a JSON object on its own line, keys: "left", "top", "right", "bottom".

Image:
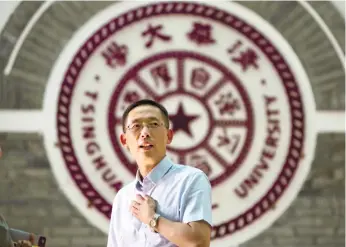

{"left": 180, "top": 172, "right": 212, "bottom": 226}
{"left": 0, "top": 214, "right": 13, "bottom": 247}
{"left": 107, "top": 195, "right": 119, "bottom": 247}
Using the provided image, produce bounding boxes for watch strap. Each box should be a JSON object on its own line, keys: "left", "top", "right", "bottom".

{"left": 150, "top": 213, "right": 160, "bottom": 232}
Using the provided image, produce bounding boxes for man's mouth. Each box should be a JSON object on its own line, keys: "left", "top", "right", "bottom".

{"left": 139, "top": 144, "right": 154, "bottom": 150}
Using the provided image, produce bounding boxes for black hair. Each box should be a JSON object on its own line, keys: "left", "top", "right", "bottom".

{"left": 122, "top": 99, "right": 169, "bottom": 132}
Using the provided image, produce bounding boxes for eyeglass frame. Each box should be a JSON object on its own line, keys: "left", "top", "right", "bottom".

{"left": 125, "top": 119, "right": 168, "bottom": 133}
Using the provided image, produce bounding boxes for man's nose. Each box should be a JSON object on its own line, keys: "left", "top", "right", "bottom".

{"left": 140, "top": 126, "right": 150, "bottom": 138}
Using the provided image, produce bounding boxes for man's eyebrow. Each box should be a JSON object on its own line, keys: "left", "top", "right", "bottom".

{"left": 129, "top": 117, "right": 160, "bottom": 123}
{"left": 148, "top": 117, "right": 160, "bottom": 121}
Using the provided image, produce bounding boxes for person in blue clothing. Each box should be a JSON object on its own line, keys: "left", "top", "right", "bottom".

{"left": 0, "top": 214, "right": 34, "bottom": 247}
{"left": 107, "top": 99, "right": 212, "bottom": 247}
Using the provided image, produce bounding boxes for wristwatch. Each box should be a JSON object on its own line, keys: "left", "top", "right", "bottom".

{"left": 149, "top": 213, "right": 160, "bottom": 232}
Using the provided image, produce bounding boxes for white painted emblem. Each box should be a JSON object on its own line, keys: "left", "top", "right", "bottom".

{"left": 43, "top": 2, "right": 317, "bottom": 245}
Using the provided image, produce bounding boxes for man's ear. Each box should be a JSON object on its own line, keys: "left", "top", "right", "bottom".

{"left": 120, "top": 133, "right": 127, "bottom": 147}
{"left": 167, "top": 129, "right": 174, "bottom": 144}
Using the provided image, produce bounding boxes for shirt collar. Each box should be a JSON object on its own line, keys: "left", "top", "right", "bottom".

{"left": 135, "top": 156, "right": 173, "bottom": 186}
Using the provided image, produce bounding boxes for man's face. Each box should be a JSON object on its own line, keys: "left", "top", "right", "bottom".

{"left": 120, "top": 105, "right": 173, "bottom": 166}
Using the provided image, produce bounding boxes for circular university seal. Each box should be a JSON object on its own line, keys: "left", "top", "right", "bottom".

{"left": 43, "top": 1, "right": 317, "bottom": 245}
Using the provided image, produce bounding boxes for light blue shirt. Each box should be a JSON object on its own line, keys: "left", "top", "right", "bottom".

{"left": 107, "top": 156, "right": 212, "bottom": 247}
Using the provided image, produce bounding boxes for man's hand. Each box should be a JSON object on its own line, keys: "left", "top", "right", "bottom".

{"left": 13, "top": 233, "right": 35, "bottom": 247}
{"left": 130, "top": 194, "right": 156, "bottom": 224}
{"left": 13, "top": 240, "right": 32, "bottom": 247}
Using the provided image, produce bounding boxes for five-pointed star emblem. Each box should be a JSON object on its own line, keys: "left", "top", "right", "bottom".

{"left": 169, "top": 103, "right": 200, "bottom": 138}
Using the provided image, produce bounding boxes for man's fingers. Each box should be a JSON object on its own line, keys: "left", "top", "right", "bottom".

{"left": 29, "top": 233, "right": 35, "bottom": 243}
{"left": 14, "top": 241, "right": 22, "bottom": 247}
{"left": 136, "top": 194, "right": 145, "bottom": 201}
{"left": 131, "top": 205, "right": 139, "bottom": 212}
{"left": 15, "top": 240, "right": 32, "bottom": 247}
{"left": 130, "top": 206, "right": 139, "bottom": 216}
{"left": 129, "top": 201, "right": 139, "bottom": 213}
{"left": 131, "top": 200, "right": 140, "bottom": 209}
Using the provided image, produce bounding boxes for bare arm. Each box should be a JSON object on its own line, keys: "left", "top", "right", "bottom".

{"left": 155, "top": 172, "right": 212, "bottom": 247}
{"left": 155, "top": 217, "right": 211, "bottom": 247}
{"left": 131, "top": 172, "right": 212, "bottom": 247}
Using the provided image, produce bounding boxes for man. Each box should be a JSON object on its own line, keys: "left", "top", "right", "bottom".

{"left": 0, "top": 148, "right": 34, "bottom": 247}
{"left": 0, "top": 214, "right": 12, "bottom": 247}
{"left": 107, "top": 99, "right": 212, "bottom": 247}
{"left": 0, "top": 214, "right": 33, "bottom": 247}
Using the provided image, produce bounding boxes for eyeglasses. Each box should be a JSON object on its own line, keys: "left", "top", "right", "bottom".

{"left": 126, "top": 120, "right": 165, "bottom": 133}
